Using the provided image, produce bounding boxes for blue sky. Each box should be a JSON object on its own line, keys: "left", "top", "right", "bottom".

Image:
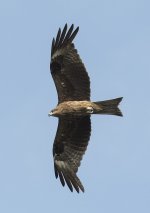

{"left": 0, "top": 0, "right": 150, "bottom": 212}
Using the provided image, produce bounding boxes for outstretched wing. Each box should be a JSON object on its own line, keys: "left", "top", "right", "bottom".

{"left": 53, "top": 116, "right": 91, "bottom": 193}
{"left": 50, "top": 24, "right": 90, "bottom": 103}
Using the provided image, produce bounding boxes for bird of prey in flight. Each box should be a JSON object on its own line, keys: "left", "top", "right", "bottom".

{"left": 49, "top": 24, "right": 123, "bottom": 193}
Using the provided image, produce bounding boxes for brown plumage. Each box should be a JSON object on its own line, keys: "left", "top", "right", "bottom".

{"left": 50, "top": 24, "right": 90, "bottom": 103}
{"left": 49, "top": 24, "right": 123, "bottom": 193}
{"left": 53, "top": 116, "right": 91, "bottom": 193}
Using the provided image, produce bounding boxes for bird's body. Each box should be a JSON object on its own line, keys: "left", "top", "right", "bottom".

{"left": 49, "top": 101, "right": 94, "bottom": 117}
{"left": 49, "top": 24, "right": 123, "bottom": 193}
{"left": 49, "top": 98, "right": 122, "bottom": 117}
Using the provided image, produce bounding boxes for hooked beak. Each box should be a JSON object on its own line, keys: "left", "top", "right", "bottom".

{"left": 48, "top": 111, "right": 53, "bottom": 117}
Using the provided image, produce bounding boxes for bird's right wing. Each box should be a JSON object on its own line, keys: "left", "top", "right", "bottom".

{"left": 50, "top": 24, "right": 90, "bottom": 103}
{"left": 53, "top": 116, "right": 91, "bottom": 193}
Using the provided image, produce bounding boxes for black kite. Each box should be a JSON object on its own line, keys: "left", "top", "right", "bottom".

{"left": 49, "top": 24, "right": 123, "bottom": 193}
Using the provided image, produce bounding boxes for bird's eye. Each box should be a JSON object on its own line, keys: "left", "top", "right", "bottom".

{"left": 87, "top": 107, "right": 93, "bottom": 114}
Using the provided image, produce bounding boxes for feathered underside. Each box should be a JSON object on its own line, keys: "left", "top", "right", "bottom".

{"left": 50, "top": 24, "right": 91, "bottom": 103}
{"left": 53, "top": 116, "right": 91, "bottom": 193}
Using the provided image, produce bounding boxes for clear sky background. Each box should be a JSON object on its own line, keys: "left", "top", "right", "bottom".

{"left": 0, "top": 0, "right": 150, "bottom": 212}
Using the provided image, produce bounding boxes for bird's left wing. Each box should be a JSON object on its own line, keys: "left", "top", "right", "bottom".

{"left": 53, "top": 116, "right": 91, "bottom": 193}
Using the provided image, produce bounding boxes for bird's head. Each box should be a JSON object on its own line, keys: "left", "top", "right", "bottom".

{"left": 48, "top": 105, "right": 65, "bottom": 117}
{"left": 48, "top": 108, "right": 59, "bottom": 117}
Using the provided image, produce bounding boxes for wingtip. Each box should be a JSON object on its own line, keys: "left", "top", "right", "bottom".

{"left": 51, "top": 23, "right": 80, "bottom": 57}
{"left": 69, "top": 24, "right": 79, "bottom": 33}
{"left": 76, "top": 26, "right": 79, "bottom": 32}
{"left": 70, "top": 23, "right": 74, "bottom": 29}
{"left": 58, "top": 27, "right": 61, "bottom": 34}
{"left": 64, "top": 23, "right": 67, "bottom": 30}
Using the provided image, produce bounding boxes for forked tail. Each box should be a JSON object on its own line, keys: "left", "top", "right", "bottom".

{"left": 93, "top": 97, "right": 123, "bottom": 116}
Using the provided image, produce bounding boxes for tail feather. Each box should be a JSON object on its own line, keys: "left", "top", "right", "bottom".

{"left": 93, "top": 97, "right": 123, "bottom": 116}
